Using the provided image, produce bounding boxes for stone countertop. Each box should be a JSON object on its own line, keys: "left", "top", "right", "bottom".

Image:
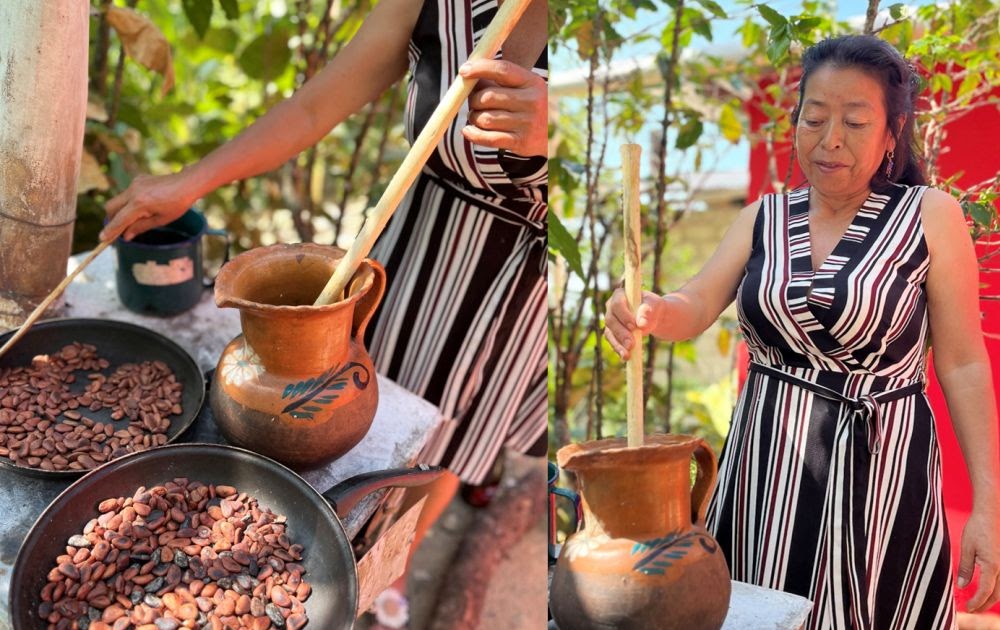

{"left": 0, "top": 248, "right": 441, "bottom": 628}
{"left": 547, "top": 579, "right": 813, "bottom": 629}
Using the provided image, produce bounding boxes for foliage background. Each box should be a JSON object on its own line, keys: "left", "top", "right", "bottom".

{"left": 547, "top": 0, "right": 1000, "bottom": 456}
{"left": 77, "top": 0, "right": 409, "bottom": 259}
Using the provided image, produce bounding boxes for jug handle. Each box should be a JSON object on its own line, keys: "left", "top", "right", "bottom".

{"left": 352, "top": 258, "right": 386, "bottom": 342}
{"left": 691, "top": 438, "right": 718, "bottom": 526}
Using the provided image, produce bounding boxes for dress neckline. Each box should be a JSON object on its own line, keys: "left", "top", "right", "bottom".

{"left": 804, "top": 186, "right": 879, "bottom": 276}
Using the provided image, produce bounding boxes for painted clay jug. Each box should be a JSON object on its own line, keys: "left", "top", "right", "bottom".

{"left": 549, "top": 434, "right": 731, "bottom": 630}
{"left": 210, "top": 243, "right": 384, "bottom": 469}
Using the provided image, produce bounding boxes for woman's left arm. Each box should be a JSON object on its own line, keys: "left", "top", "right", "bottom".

{"left": 924, "top": 187, "right": 1000, "bottom": 613}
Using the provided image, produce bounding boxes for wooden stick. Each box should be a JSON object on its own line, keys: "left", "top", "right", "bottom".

{"left": 313, "top": 0, "right": 534, "bottom": 306}
{"left": 621, "top": 143, "right": 644, "bottom": 448}
{"left": 0, "top": 238, "right": 114, "bottom": 360}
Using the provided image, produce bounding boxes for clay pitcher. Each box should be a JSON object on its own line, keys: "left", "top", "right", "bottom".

{"left": 549, "top": 434, "right": 731, "bottom": 630}
{"left": 210, "top": 243, "right": 384, "bottom": 469}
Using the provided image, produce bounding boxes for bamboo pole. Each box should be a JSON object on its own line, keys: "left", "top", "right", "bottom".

{"left": 621, "top": 143, "right": 644, "bottom": 448}
{"left": 313, "top": 0, "right": 533, "bottom": 305}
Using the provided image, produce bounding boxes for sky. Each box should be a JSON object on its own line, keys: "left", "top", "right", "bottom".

{"left": 550, "top": 1, "right": 881, "bottom": 178}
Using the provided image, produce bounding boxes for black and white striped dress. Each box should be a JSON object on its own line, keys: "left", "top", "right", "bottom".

{"left": 707, "top": 185, "right": 956, "bottom": 629}
{"left": 365, "top": 0, "right": 547, "bottom": 484}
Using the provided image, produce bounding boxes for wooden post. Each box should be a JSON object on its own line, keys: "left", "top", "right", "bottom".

{"left": 0, "top": 2, "right": 89, "bottom": 330}
{"left": 621, "top": 144, "right": 644, "bottom": 448}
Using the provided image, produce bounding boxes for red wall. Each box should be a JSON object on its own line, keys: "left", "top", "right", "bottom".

{"left": 743, "top": 77, "right": 1000, "bottom": 613}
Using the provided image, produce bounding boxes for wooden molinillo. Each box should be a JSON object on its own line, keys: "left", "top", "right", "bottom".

{"left": 209, "top": 0, "right": 534, "bottom": 470}
{"left": 313, "top": 0, "right": 534, "bottom": 305}
{"left": 549, "top": 144, "right": 732, "bottom": 630}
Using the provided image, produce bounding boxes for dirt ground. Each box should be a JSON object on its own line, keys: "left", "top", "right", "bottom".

{"left": 358, "top": 452, "right": 548, "bottom": 629}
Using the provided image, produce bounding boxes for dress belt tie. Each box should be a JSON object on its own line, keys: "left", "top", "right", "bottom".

{"left": 748, "top": 362, "right": 924, "bottom": 454}
{"left": 424, "top": 173, "right": 547, "bottom": 275}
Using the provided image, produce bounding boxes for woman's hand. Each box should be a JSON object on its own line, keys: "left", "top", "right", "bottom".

{"left": 460, "top": 59, "right": 547, "bottom": 157}
{"left": 959, "top": 505, "right": 1000, "bottom": 613}
{"left": 603, "top": 289, "right": 669, "bottom": 360}
{"left": 99, "top": 172, "right": 196, "bottom": 242}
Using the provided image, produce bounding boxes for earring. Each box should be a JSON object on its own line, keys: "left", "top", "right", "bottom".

{"left": 885, "top": 150, "right": 895, "bottom": 178}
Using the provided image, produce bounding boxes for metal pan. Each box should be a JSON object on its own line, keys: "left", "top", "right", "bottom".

{"left": 9, "top": 443, "right": 442, "bottom": 629}
{"left": 0, "top": 318, "right": 204, "bottom": 479}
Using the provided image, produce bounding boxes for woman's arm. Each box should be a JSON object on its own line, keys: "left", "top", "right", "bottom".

{"left": 101, "top": 0, "right": 421, "bottom": 241}
{"left": 923, "top": 187, "right": 1000, "bottom": 612}
{"left": 604, "top": 199, "right": 759, "bottom": 360}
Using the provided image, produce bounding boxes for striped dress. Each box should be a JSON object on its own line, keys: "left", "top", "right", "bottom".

{"left": 364, "top": 0, "right": 547, "bottom": 484}
{"left": 706, "top": 184, "right": 956, "bottom": 629}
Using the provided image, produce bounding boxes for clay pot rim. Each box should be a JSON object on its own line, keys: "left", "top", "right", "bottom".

{"left": 556, "top": 434, "right": 699, "bottom": 470}
{"left": 214, "top": 242, "right": 376, "bottom": 313}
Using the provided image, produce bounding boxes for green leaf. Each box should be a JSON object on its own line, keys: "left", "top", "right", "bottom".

{"left": 238, "top": 29, "right": 292, "bottom": 82}
{"left": 691, "top": 20, "right": 713, "bottom": 41}
{"left": 757, "top": 4, "right": 787, "bottom": 28}
{"left": 718, "top": 103, "right": 742, "bottom": 143}
{"left": 203, "top": 27, "right": 239, "bottom": 54}
{"left": 888, "top": 3, "right": 905, "bottom": 19}
{"left": 695, "top": 0, "right": 727, "bottom": 19}
{"left": 793, "top": 16, "right": 823, "bottom": 36}
{"left": 957, "top": 73, "right": 979, "bottom": 99}
{"left": 766, "top": 23, "right": 792, "bottom": 66}
{"left": 182, "top": 0, "right": 213, "bottom": 39}
{"left": 548, "top": 209, "right": 585, "bottom": 279}
{"left": 574, "top": 19, "right": 595, "bottom": 61}
{"left": 114, "top": 102, "right": 151, "bottom": 136}
{"left": 740, "top": 20, "right": 763, "bottom": 50}
{"left": 969, "top": 202, "right": 994, "bottom": 228}
{"left": 550, "top": 157, "right": 582, "bottom": 195}
{"left": 690, "top": 15, "right": 713, "bottom": 41}
{"left": 673, "top": 340, "right": 697, "bottom": 363}
{"left": 675, "top": 117, "right": 703, "bottom": 150}
{"left": 218, "top": 0, "right": 240, "bottom": 20}
{"left": 930, "top": 73, "right": 953, "bottom": 95}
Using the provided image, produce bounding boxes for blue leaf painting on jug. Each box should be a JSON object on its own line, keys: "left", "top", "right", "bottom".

{"left": 280, "top": 361, "right": 371, "bottom": 420}
{"left": 631, "top": 530, "right": 718, "bottom": 576}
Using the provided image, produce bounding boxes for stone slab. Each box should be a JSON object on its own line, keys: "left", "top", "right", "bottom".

{"left": 547, "top": 578, "right": 813, "bottom": 629}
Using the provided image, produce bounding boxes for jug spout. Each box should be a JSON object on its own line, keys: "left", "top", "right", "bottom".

{"left": 212, "top": 243, "right": 384, "bottom": 376}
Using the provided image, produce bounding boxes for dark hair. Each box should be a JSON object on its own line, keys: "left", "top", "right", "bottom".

{"left": 792, "top": 34, "right": 926, "bottom": 191}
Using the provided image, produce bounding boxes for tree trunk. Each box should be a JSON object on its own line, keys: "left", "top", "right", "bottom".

{"left": 0, "top": 2, "right": 88, "bottom": 329}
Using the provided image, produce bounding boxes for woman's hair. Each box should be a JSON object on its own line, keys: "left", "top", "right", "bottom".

{"left": 792, "top": 34, "right": 926, "bottom": 190}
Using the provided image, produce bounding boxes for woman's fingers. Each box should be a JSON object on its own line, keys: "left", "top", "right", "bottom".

{"left": 604, "top": 290, "right": 641, "bottom": 360}
{"left": 459, "top": 59, "right": 537, "bottom": 88}
{"left": 460, "top": 59, "right": 546, "bottom": 156}
{"left": 604, "top": 329, "right": 630, "bottom": 361}
{"left": 105, "top": 189, "right": 130, "bottom": 219}
{"left": 100, "top": 173, "right": 193, "bottom": 242}
{"left": 468, "top": 86, "right": 523, "bottom": 111}
{"left": 967, "top": 557, "right": 999, "bottom": 612}
{"left": 635, "top": 303, "right": 654, "bottom": 331}
{"left": 461, "top": 126, "right": 515, "bottom": 149}
{"left": 468, "top": 108, "right": 525, "bottom": 131}
{"left": 121, "top": 214, "right": 166, "bottom": 242}
{"left": 99, "top": 205, "right": 144, "bottom": 242}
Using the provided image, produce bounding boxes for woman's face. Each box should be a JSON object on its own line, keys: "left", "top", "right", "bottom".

{"left": 795, "top": 64, "right": 895, "bottom": 198}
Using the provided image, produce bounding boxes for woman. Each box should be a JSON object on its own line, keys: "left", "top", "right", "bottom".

{"left": 605, "top": 35, "right": 1000, "bottom": 629}
{"left": 101, "top": 1, "right": 547, "bottom": 625}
